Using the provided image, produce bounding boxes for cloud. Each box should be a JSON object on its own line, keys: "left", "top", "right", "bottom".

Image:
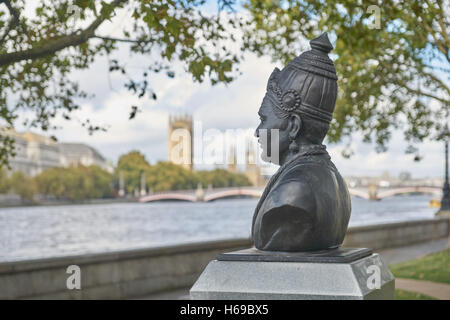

{"left": 328, "top": 132, "right": 444, "bottom": 178}
{"left": 27, "top": 91, "right": 168, "bottom": 164}
{"left": 192, "top": 54, "right": 276, "bottom": 130}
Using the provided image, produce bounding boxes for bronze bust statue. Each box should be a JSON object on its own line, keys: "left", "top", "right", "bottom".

{"left": 194, "top": 37, "right": 388, "bottom": 297}
{"left": 252, "top": 32, "right": 351, "bottom": 252}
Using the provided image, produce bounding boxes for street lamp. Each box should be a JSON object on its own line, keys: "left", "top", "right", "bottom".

{"left": 440, "top": 138, "right": 450, "bottom": 211}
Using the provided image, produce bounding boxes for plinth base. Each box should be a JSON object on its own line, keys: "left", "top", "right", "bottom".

{"left": 436, "top": 210, "right": 450, "bottom": 218}
{"left": 217, "top": 247, "right": 372, "bottom": 263}
{"left": 190, "top": 250, "right": 395, "bottom": 300}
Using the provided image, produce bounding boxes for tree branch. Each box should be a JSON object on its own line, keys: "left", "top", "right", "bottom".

{"left": 421, "top": 68, "right": 450, "bottom": 97}
{"left": 1, "top": 0, "right": 20, "bottom": 22}
{"left": 403, "top": 84, "right": 450, "bottom": 106}
{"left": 421, "top": 20, "right": 450, "bottom": 64}
{"left": 0, "top": 0, "right": 128, "bottom": 67}
{"left": 435, "top": 0, "right": 450, "bottom": 47}
{"left": 0, "top": 0, "right": 22, "bottom": 42}
{"left": 399, "top": 60, "right": 450, "bottom": 98}
{"left": 92, "top": 35, "right": 152, "bottom": 44}
{"left": 378, "top": 58, "right": 450, "bottom": 106}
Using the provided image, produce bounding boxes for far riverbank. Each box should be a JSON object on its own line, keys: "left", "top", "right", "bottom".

{"left": 0, "top": 194, "right": 137, "bottom": 208}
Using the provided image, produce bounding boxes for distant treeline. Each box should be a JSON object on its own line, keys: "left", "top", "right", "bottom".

{"left": 0, "top": 151, "right": 252, "bottom": 201}
{"left": 0, "top": 165, "right": 114, "bottom": 201}
{"left": 116, "top": 151, "right": 252, "bottom": 194}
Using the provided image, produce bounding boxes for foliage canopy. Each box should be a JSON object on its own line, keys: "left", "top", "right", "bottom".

{"left": 116, "top": 150, "right": 252, "bottom": 193}
{"left": 242, "top": 0, "right": 450, "bottom": 158}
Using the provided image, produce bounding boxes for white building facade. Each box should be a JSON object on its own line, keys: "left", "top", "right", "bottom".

{"left": 1, "top": 129, "right": 112, "bottom": 176}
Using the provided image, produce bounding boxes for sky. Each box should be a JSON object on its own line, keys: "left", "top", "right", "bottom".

{"left": 13, "top": 1, "right": 449, "bottom": 179}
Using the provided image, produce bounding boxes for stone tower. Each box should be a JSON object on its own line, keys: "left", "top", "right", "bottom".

{"left": 168, "top": 114, "right": 193, "bottom": 170}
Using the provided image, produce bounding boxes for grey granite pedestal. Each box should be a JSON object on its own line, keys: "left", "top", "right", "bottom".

{"left": 190, "top": 248, "right": 395, "bottom": 300}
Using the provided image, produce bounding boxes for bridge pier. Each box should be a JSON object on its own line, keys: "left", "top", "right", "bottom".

{"left": 368, "top": 184, "right": 378, "bottom": 201}
{"left": 195, "top": 183, "right": 204, "bottom": 202}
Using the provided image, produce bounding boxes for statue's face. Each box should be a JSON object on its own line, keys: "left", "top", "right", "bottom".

{"left": 255, "top": 95, "right": 290, "bottom": 165}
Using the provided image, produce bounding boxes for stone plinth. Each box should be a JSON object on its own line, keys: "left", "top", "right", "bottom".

{"left": 190, "top": 248, "right": 395, "bottom": 300}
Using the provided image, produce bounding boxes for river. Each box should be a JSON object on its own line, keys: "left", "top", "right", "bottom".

{"left": 0, "top": 195, "right": 437, "bottom": 262}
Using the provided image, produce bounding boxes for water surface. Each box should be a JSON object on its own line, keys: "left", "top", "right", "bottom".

{"left": 0, "top": 195, "right": 436, "bottom": 262}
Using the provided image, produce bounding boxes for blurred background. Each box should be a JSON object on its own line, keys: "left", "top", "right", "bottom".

{"left": 0, "top": 0, "right": 449, "bottom": 300}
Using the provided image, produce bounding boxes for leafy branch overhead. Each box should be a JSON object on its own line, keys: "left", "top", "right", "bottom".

{"left": 0, "top": 0, "right": 449, "bottom": 167}
{"left": 0, "top": 0, "right": 243, "bottom": 166}
{"left": 242, "top": 0, "right": 450, "bottom": 158}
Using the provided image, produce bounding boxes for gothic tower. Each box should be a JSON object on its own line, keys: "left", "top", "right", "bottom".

{"left": 168, "top": 114, "right": 193, "bottom": 171}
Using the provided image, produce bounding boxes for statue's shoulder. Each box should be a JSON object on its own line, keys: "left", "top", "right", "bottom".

{"left": 263, "top": 156, "right": 333, "bottom": 213}
{"left": 264, "top": 170, "right": 316, "bottom": 214}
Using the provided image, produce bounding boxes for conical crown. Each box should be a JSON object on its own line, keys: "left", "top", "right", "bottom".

{"left": 267, "top": 32, "right": 338, "bottom": 123}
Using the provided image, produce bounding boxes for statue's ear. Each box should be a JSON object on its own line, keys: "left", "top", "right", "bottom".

{"left": 288, "top": 113, "right": 302, "bottom": 140}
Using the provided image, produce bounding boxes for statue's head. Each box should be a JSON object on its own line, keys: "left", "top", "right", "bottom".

{"left": 256, "top": 33, "right": 338, "bottom": 165}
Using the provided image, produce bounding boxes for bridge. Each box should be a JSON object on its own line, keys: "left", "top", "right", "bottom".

{"left": 139, "top": 185, "right": 443, "bottom": 203}
{"left": 138, "top": 187, "right": 263, "bottom": 203}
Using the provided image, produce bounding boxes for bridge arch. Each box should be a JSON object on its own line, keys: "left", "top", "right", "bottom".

{"left": 204, "top": 188, "right": 262, "bottom": 202}
{"left": 348, "top": 189, "right": 370, "bottom": 200}
{"left": 138, "top": 186, "right": 443, "bottom": 203}
{"left": 139, "top": 193, "right": 196, "bottom": 203}
{"left": 376, "top": 186, "right": 441, "bottom": 200}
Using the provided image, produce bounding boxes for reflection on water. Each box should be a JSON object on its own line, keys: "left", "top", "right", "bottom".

{"left": 0, "top": 195, "right": 436, "bottom": 262}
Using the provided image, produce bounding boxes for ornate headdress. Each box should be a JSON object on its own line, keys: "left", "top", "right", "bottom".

{"left": 266, "top": 32, "right": 338, "bottom": 124}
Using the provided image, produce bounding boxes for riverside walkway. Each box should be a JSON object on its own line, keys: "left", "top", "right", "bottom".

{"left": 396, "top": 278, "right": 450, "bottom": 300}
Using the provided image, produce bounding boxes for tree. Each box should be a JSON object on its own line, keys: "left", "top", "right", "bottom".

{"left": 0, "top": 167, "right": 10, "bottom": 193}
{"left": 146, "top": 161, "right": 200, "bottom": 191}
{"left": 9, "top": 170, "right": 36, "bottom": 201}
{"left": 115, "top": 150, "right": 252, "bottom": 193}
{"left": 88, "top": 165, "right": 115, "bottom": 198}
{"left": 116, "top": 150, "right": 151, "bottom": 193}
{"left": 0, "top": 0, "right": 241, "bottom": 166}
{"left": 196, "top": 168, "right": 252, "bottom": 187}
{"left": 34, "top": 165, "right": 114, "bottom": 200}
{"left": 242, "top": 0, "right": 450, "bottom": 158}
{"left": 34, "top": 167, "right": 84, "bottom": 200}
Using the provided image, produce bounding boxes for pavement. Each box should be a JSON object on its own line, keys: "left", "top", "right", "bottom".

{"left": 377, "top": 237, "right": 449, "bottom": 265}
{"left": 395, "top": 278, "right": 450, "bottom": 300}
{"left": 138, "top": 237, "right": 450, "bottom": 300}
